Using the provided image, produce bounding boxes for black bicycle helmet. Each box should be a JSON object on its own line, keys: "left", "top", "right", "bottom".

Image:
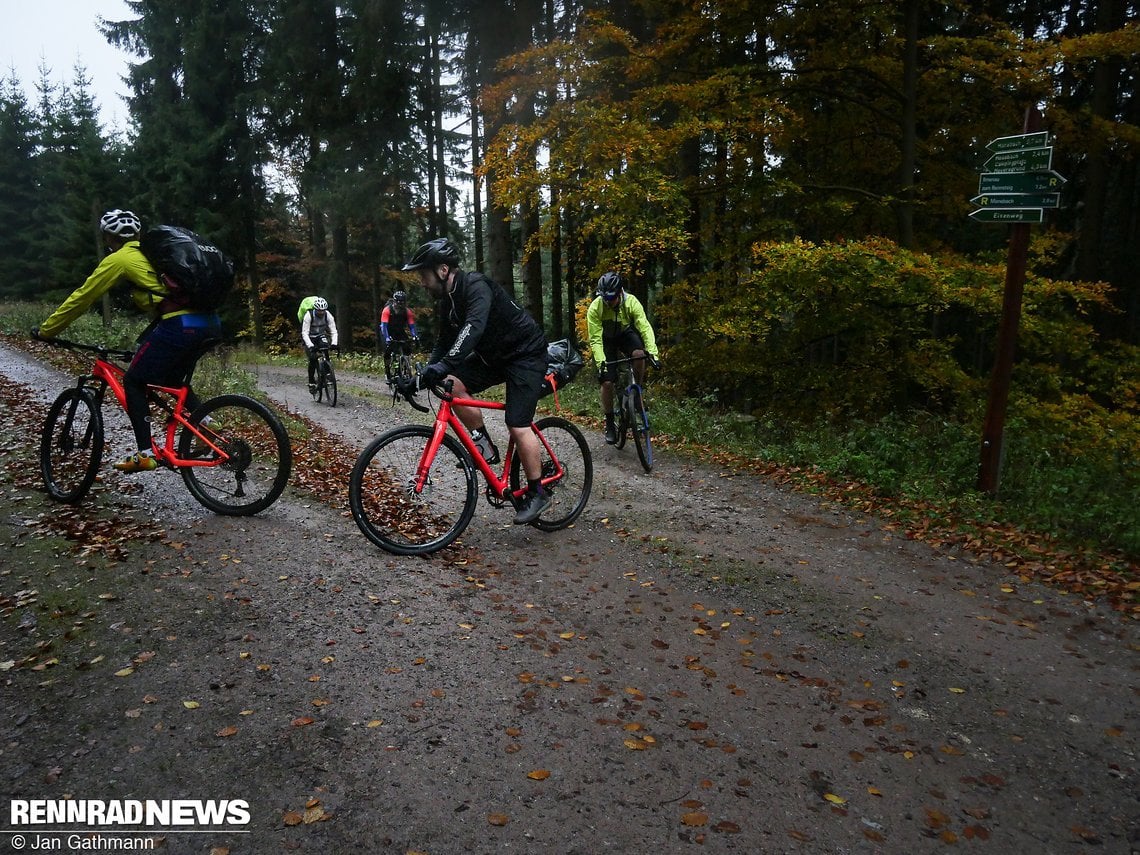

{"left": 391, "top": 290, "right": 407, "bottom": 304}
{"left": 402, "top": 238, "right": 461, "bottom": 271}
{"left": 596, "top": 272, "right": 625, "bottom": 300}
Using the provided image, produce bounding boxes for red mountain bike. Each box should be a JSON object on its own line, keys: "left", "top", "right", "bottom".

{"left": 37, "top": 336, "right": 292, "bottom": 516}
{"left": 349, "top": 378, "right": 592, "bottom": 555}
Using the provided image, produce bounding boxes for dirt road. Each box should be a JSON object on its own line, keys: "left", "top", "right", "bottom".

{"left": 2, "top": 344, "right": 1136, "bottom": 853}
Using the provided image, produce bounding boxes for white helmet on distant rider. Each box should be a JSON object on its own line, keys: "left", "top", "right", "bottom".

{"left": 312, "top": 297, "right": 329, "bottom": 312}
{"left": 99, "top": 209, "right": 141, "bottom": 238}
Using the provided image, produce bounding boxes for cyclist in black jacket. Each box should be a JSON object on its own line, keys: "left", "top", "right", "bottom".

{"left": 402, "top": 238, "right": 551, "bottom": 525}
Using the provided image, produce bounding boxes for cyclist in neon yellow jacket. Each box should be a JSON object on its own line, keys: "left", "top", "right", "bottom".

{"left": 586, "top": 272, "right": 660, "bottom": 445}
{"left": 35, "top": 210, "right": 221, "bottom": 473}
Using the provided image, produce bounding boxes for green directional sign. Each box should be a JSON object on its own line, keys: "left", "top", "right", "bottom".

{"left": 970, "top": 193, "right": 1060, "bottom": 208}
{"left": 986, "top": 131, "right": 1050, "bottom": 153}
{"left": 978, "top": 171, "right": 1067, "bottom": 193}
{"left": 983, "top": 146, "right": 1052, "bottom": 173}
{"left": 969, "top": 208, "right": 1044, "bottom": 224}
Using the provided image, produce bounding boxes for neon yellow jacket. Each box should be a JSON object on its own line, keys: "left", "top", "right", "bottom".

{"left": 39, "top": 242, "right": 174, "bottom": 338}
{"left": 586, "top": 292, "right": 659, "bottom": 366}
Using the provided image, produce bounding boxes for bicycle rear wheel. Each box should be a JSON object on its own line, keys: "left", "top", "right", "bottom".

{"left": 509, "top": 417, "right": 593, "bottom": 531}
{"left": 350, "top": 426, "right": 478, "bottom": 555}
{"left": 178, "top": 394, "right": 292, "bottom": 516}
{"left": 629, "top": 387, "right": 653, "bottom": 472}
{"left": 318, "top": 360, "right": 337, "bottom": 407}
{"left": 40, "top": 388, "right": 103, "bottom": 503}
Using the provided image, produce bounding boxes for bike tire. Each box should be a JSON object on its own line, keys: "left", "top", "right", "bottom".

{"left": 318, "top": 360, "right": 337, "bottom": 407}
{"left": 178, "top": 394, "right": 292, "bottom": 516}
{"left": 614, "top": 389, "right": 631, "bottom": 450}
{"left": 396, "top": 353, "right": 414, "bottom": 384}
{"left": 349, "top": 425, "right": 477, "bottom": 555}
{"left": 40, "top": 388, "right": 103, "bottom": 503}
{"left": 630, "top": 386, "right": 653, "bottom": 472}
{"left": 509, "top": 417, "right": 593, "bottom": 531}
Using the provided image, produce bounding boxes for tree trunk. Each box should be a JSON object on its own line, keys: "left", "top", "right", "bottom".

{"left": 896, "top": 0, "right": 919, "bottom": 249}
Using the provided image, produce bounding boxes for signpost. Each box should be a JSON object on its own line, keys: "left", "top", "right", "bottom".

{"left": 978, "top": 171, "right": 1066, "bottom": 193}
{"left": 970, "top": 109, "right": 1068, "bottom": 495}
{"left": 968, "top": 208, "right": 1045, "bottom": 223}
{"left": 983, "top": 146, "right": 1053, "bottom": 173}
{"left": 985, "top": 131, "right": 1049, "bottom": 152}
{"left": 970, "top": 193, "right": 1059, "bottom": 209}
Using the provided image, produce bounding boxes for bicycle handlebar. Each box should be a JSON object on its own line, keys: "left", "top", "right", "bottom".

{"left": 31, "top": 330, "right": 134, "bottom": 361}
{"left": 605, "top": 355, "right": 660, "bottom": 370}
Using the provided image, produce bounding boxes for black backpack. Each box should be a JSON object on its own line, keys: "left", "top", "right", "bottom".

{"left": 140, "top": 225, "right": 235, "bottom": 311}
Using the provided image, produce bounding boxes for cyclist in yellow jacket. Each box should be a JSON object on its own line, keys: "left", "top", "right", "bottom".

{"left": 586, "top": 272, "right": 660, "bottom": 444}
{"left": 35, "top": 210, "right": 222, "bottom": 472}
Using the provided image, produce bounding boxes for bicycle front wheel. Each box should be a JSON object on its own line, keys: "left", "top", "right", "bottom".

{"left": 40, "top": 388, "right": 103, "bottom": 503}
{"left": 509, "top": 417, "right": 593, "bottom": 532}
{"left": 630, "top": 387, "right": 653, "bottom": 472}
{"left": 395, "top": 353, "right": 414, "bottom": 384}
{"left": 349, "top": 426, "right": 478, "bottom": 555}
{"left": 318, "top": 360, "right": 337, "bottom": 407}
{"left": 178, "top": 394, "right": 292, "bottom": 516}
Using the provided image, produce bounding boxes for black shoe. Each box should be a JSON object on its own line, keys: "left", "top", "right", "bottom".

{"left": 604, "top": 424, "right": 617, "bottom": 445}
{"left": 514, "top": 489, "right": 552, "bottom": 525}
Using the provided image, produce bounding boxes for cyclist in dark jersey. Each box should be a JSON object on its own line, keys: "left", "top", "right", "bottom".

{"left": 379, "top": 291, "right": 417, "bottom": 382}
{"left": 402, "top": 238, "right": 552, "bottom": 525}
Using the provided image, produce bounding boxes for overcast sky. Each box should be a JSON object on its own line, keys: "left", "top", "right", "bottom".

{"left": 3, "top": 0, "right": 134, "bottom": 127}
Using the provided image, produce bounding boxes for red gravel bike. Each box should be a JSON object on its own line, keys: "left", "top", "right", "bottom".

{"left": 349, "top": 378, "right": 592, "bottom": 555}
{"left": 37, "top": 336, "right": 292, "bottom": 515}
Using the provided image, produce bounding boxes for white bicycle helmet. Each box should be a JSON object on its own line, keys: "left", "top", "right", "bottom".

{"left": 99, "top": 209, "right": 141, "bottom": 238}
{"left": 312, "top": 297, "right": 329, "bottom": 311}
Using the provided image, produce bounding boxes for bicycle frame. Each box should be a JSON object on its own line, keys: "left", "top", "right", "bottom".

{"left": 79, "top": 355, "right": 232, "bottom": 470}
{"left": 413, "top": 392, "right": 565, "bottom": 505}
{"left": 611, "top": 356, "right": 648, "bottom": 410}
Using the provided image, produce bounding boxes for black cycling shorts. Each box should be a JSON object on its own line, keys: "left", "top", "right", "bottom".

{"left": 450, "top": 351, "right": 548, "bottom": 428}
{"left": 599, "top": 328, "right": 646, "bottom": 384}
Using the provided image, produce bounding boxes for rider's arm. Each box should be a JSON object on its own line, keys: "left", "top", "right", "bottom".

{"left": 379, "top": 305, "right": 391, "bottom": 341}
{"left": 39, "top": 244, "right": 155, "bottom": 338}
{"left": 586, "top": 297, "right": 606, "bottom": 366}
{"left": 326, "top": 312, "right": 339, "bottom": 347}
{"left": 626, "top": 295, "right": 660, "bottom": 360}
{"left": 300, "top": 311, "right": 314, "bottom": 349}
{"left": 440, "top": 277, "right": 491, "bottom": 369}
{"left": 407, "top": 309, "right": 416, "bottom": 337}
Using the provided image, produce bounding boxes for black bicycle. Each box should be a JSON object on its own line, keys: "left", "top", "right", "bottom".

{"left": 386, "top": 337, "right": 417, "bottom": 387}
{"left": 611, "top": 356, "right": 654, "bottom": 472}
{"left": 311, "top": 344, "right": 337, "bottom": 407}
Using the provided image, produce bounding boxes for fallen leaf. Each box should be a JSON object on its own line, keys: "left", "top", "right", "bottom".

{"left": 291, "top": 716, "right": 314, "bottom": 727}
{"left": 216, "top": 726, "right": 238, "bottom": 738}
{"left": 823, "top": 793, "right": 846, "bottom": 805}
{"left": 681, "top": 812, "right": 708, "bottom": 827}
{"left": 182, "top": 700, "right": 200, "bottom": 709}
{"left": 487, "top": 813, "right": 509, "bottom": 826}
{"left": 527, "top": 769, "right": 550, "bottom": 780}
